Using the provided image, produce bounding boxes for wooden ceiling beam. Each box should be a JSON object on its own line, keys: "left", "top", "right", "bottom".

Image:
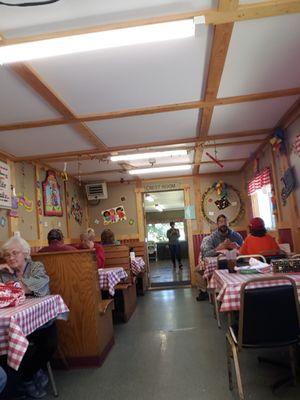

{"left": 193, "top": 0, "right": 238, "bottom": 175}
{"left": 2, "top": 0, "right": 299, "bottom": 46}
{"left": 10, "top": 64, "right": 107, "bottom": 151}
{"left": 0, "top": 88, "right": 299, "bottom": 133}
{"left": 276, "top": 96, "right": 300, "bottom": 129}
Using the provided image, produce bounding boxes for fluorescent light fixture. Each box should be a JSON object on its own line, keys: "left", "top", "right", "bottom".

{"left": 145, "top": 194, "right": 154, "bottom": 202}
{"left": 111, "top": 149, "right": 187, "bottom": 162}
{"left": 128, "top": 164, "right": 191, "bottom": 175}
{"left": 155, "top": 204, "right": 164, "bottom": 212}
{"left": 0, "top": 20, "right": 195, "bottom": 64}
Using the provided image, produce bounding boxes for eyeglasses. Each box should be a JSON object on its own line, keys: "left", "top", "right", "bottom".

{"left": 3, "top": 250, "right": 23, "bottom": 260}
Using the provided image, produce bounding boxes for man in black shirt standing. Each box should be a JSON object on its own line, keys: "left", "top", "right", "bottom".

{"left": 167, "top": 221, "right": 183, "bottom": 270}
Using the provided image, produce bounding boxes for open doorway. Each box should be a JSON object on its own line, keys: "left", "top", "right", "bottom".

{"left": 144, "top": 190, "right": 190, "bottom": 288}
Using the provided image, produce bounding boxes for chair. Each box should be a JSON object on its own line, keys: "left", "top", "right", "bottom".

{"left": 226, "top": 276, "right": 300, "bottom": 400}
{"left": 47, "top": 362, "right": 58, "bottom": 397}
{"left": 147, "top": 241, "right": 157, "bottom": 262}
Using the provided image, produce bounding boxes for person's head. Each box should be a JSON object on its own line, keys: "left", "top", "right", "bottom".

{"left": 80, "top": 233, "right": 94, "bottom": 249}
{"left": 217, "top": 214, "right": 229, "bottom": 235}
{"left": 249, "top": 217, "right": 267, "bottom": 237}
{"left": 47, "top": 229, "right": 64, "bottom": 245}
{"left": 87, "top": 228, "right": 96, "bottom": 241}
{"left": 101, "top": 229, "right": 115, "bottom": 245}
{"left": 1, "top": 236, "right": 31, "bottom": 270}
{"left": 170, "top": 221, "right": 175, "bottom": 228}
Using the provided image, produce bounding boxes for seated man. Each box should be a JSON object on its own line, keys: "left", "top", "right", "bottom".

{"left": 39, "top": 229, "right": 77, "bottom": 253}
{"left": 201, "top": 214, "right": 244, "bottom": 258}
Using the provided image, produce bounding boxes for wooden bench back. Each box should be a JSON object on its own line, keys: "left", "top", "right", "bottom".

{"left": 32, "top": 250, "right": 103, "bottom": 359}
{"left": 103, "top": 244, "right": 132, "bottom": 281}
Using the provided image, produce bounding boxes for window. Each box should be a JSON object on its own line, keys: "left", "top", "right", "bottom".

{"left": 250, "top": 184, "right": 275, "bottom": 229}
{"left": 147, "top": 222, "right": 186, "bottom": 243}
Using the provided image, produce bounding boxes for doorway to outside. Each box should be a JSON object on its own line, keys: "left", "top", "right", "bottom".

{"left": 144, "top": 190, "right": 190, "bottom": 288}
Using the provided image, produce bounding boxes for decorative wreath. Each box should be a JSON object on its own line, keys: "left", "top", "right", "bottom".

{"left": 201, "top": 181, "right": 244, "bottom": 226}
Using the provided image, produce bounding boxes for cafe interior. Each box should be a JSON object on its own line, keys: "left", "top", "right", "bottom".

{"left": 0, "top": 1, "right": 300, "bottom": 399}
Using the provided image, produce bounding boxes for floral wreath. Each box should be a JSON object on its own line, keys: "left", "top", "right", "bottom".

{"left": 201, "top": 182, "right": 245, "bottom": 226}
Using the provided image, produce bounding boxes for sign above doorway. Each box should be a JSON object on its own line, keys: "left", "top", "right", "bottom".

{"left": 144, "top": 183, "right": 181, "bottom": 192}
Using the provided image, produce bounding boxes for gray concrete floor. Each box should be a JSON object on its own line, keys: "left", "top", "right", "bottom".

{"left": 48, "top": 288, "right": 300, "bottom": 400}
{"left": 150, "top": 258, "right": 190, "bottom": 284}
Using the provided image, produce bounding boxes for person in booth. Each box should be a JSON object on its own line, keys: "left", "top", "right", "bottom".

{"left": 77, "top": 232, "right": 105, "bottom": 269}
{"left": 0, "top": 236, "right": 56, "bottom": 399}
{"left": 39, "top": 229, "right": 77, "bottom": 253}
{"left": 201, "top": 214, "right": 243, "bottom": 258}
{"left": 239, "top": 217, "right": 281, "bottom": 257}
{"left": 100, "top": 229, "right": 119, "bottom": 245}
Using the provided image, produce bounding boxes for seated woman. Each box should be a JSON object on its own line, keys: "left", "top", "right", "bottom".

{"left": 239, "top": 217, "right": 280, "bottom": 257}
{"left": 77, "top": 232, "right": 105, "bottom": 269}
{"left": 100, "top": 229, "right": 119, "bottom": 245}
{"left": 0, "top": 236, "right": 57, "bottom": 399}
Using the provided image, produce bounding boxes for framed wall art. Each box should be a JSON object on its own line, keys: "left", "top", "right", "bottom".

{"left": 42, "top": 170, "right": 63, "bottom": 216}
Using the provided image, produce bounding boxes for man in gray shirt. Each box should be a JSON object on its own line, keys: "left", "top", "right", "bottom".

{"left": 167, "top": 221, "right": 183, "bottom": 270}
{"left": 201, "top": 214, "right": 244, "bottom": 258}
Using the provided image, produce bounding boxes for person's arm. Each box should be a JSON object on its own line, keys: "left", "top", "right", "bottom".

{"left": 176, "top": 229, "right": 180, "bottom": 239}
{"left": 21, "top": 261, "right": 50, "bottom": 297}
{"left": 201, "top": 236, "right": 221, "bottom": 257}
{"left": 167, "top": 229, "right": 171, "bottom": 240}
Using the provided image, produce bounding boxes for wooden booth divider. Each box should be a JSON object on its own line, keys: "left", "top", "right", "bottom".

{"left": 32, "top": 249, "right": 114, "bottom": 368}
{"left": 102, "top": 245, "right": 137, "bottom": 322}
{"left": 129, "top": 241, "right": 149, "bottom": 296}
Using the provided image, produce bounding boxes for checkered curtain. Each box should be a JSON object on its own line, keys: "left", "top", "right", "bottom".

{"left": 247, "top": 167, "right": 272, "bottom": 195}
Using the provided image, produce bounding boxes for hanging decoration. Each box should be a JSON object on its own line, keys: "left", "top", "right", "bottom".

{"left": 18, "top": 194, "right": 33, "bottom": 212}
{"left": 201, "top": 182, "right": 244, "bottom": 225}
{"left": 61, "top": 162, "right": 68, "bottom": 181}
{"left": 291, "top": 133, "right": 300, "bottom": 157}
{"left": 8, "top": 196, "right": 19, "bottom": 218}
{"left": 205, "top": 141, "right": 223, "bottom": 168}
{"left": 128, "top": 218, "right": 134, "bottom": 226}
{"left": 71, "top": 196, "right": 83, "bottom": 225}
{"left": 280, "top": 167, "right": 296, "bottom": 205}
{"left": 0, "top": 216, "right": 6, "bottom": 227}
{"left": 101, "top": 205, "right": 127, "bottom": 225}
{"left": 42, "top": 170, "right": 63, "bottom": 216}
{"left": 269, "top": 127, "right": 286, "bottom": 154}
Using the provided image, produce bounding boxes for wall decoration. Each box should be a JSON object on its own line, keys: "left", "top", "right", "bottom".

{"left": 94, "top": 219, "right": 100, "bottom": 224}
{"left": 291, "top": 133, "right": 300, "bottom": 157}
{"left": 128, "top": 218, "right": 134, "bottom": 225}
{"left": 101, "top": 205, "right": 127, "bottom": 225}
{"left": 18, "top": 195, "right": 33, "bottom": 212}
{"left": 71, "top": 196, "right": 83, "bottom": 225}
{"left": 0, "top": 161, "right": 11, "bottom": 209}
{"left": 201, "top": 182, "right": 244, "bottom": 225}
{"left": 0, "top": 216, "right": 6, "bottom": 227}
{"left": 280, "top": 167, "right": 296, "bottom": 205}
{"left": 42, "top": 170, "right": 63, "bottom": 216}
{"left": 270, "top": 128, "right": 286, "bottom": 154}
{"left": 8, "top": 196, "right": 19, "bottom": 218}
{"left": 184, "top": 205, "right": 196, "bottom": 219}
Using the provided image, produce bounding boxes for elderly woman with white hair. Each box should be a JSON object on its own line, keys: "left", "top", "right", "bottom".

{"left": 0, "top": 236, "right": 57, "bottom": 399}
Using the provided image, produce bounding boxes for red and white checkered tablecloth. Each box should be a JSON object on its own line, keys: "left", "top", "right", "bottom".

{"left": 209, "top": 270, "right": 300, "bottom": 312}
{"left": 0, "top": 295, "right": 69, "bottom": 370}
{"left": 131, "top": 257, "right": 145, "bottom": 275}
{"left": 98, "top": 267, "right": 128, "bottom": 296}
{"left": 202, "top": 257, "right": 219, "bottom": 279}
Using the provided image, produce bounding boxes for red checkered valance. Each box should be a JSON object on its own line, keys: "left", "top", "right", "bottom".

{"left": 248, "top": 167, "right": 272, "bottom": 195}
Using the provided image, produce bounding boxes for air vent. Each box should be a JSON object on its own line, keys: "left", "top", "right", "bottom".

{"left": 85, "top": 182, "right": 108, "bottom": 200}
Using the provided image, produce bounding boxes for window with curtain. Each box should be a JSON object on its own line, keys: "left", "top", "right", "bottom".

{"left": 248, "top": 168, "right": 275, "bottom": 230}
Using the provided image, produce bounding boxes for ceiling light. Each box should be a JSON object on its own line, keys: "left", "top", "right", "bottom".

{"left": 128, "top": 164, "right": 191, "bottom": 175}
{"left": 155, "top": 204, "right": 164, "bottom": 212}
{"left": 0, "top": 20, "right": 195, "bottom": 64}
{"left": 145, "top": 194, "right": 154, "bottom": 202}
{"left": 111, "top": 150, "right": 187, "bottom": 162}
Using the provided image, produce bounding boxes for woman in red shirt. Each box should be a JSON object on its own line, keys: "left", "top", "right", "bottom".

{"left": 77, "top": 232, "right": 105, "bottom": 269}
{"left": 239, "top": 217, "right": 280, "bottom": 256}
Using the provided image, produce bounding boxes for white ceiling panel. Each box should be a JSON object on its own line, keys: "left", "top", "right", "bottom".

{"left": 47, "top": 159, "right": 119, "bottom": 175}
{"left": 1, "top": 1, "right": 214, "bottom": 36}
{"left": 208, "top": 96, "right": 299, "bottom": 136}
{"left": 30, "top": 25, "right": 211, "bottom": 114}
{"left": 128, "top": 151, "right": 194, "bottom": 167}
{"left": 129, "top": 169, "right": 192, "bottom": 180}
{"left": 199, "top": 161, "right": 244, "bottom": 174}
{"left": 218, "top": 14, "right": 300, "bottom": 97}
{"left": 0, "top": 67, "right": 59, "bottom": 124}
{"left": 87, "top": 109, "right": 200, "bottom": 147}
{"left": 202, "top": 142, "right": 259, "bottom": 161}
{"left": 0, "top": 125, "right": 95, "bottom": 157}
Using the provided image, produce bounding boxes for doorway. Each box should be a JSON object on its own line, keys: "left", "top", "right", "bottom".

{"left": 144, "top": 190, "right": 191, "bottom": 288}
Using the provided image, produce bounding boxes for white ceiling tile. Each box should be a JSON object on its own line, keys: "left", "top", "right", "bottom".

{"left": 128, "top": 151, "right": 194, "bottom": 167}
{"left": 202, "top": 143, "right": 259, "bottom": 161}
{"left": 30, "top": 25, "right": 211, "bottom": 113}
{"left": 0, "top": 67, "right": 59, "bottom": 124}
{"left": 199, "top": 161, "right": 244, "bottom": 174}
{"left": 1, "top": 1, "right": 215, "bottom": 36}
{"left": 218, "top": 14, "right": 300, "bottom": 97}
{"left": 48, "top": 159, "right": 118, "bottom": 175}
{"left": 208, "top": 96, "right": 299, "bottom": 135}
{"left": 87, "top": 109, "right": 200, "bottom": 147}
{"left": 82, "top": 172, "right": 134, "bottom": 183}
{"left": 129, "top": 169, "right": 192, "bottom": 179}
{"left": 0, "top": 125, "right": 95, "bottom": 157}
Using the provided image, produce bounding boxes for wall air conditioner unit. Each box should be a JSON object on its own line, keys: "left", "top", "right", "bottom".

{"left": 85, "top": 182, "right": 108, "bottom": 200}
